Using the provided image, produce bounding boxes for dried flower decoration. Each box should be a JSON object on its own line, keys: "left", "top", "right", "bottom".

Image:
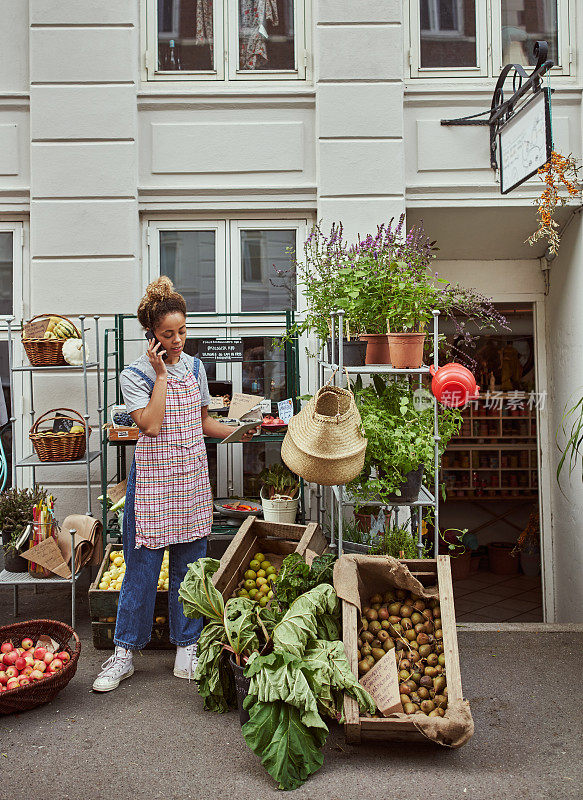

{"left": 527, "top": 151, "right": 581, "bottom": 255}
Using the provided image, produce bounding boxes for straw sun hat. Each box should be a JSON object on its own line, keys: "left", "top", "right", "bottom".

{"left": 281, "top": 378, "right": 367, "bottom": 486}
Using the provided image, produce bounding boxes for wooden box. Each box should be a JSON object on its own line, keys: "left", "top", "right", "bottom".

{"left": 342, "top": 555, "right": 465, "bottom": 744}
{"left": 212, "top": 516, "right": 328, "bottom": 599}
{"left": 89, "top": 543, "right": 170, "bottom": 649}
{"left": 107, "top": 423, "right": 139, "bottom": 442}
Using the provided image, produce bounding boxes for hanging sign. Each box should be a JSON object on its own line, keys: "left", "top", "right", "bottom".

{"left": 199, "top": 338, "right": 244, "bottom": 361}
{"left": 499, "top": 90, "right": 552, "bottom": 194}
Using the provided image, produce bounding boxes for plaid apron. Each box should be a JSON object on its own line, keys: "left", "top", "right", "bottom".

{"left": 131, "top": 367, "right": 213, "bottom": 549}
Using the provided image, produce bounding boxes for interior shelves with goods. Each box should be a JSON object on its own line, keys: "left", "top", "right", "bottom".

{"left": 0, "top": 316, "right": 104, "bottom": 627}
{"left": 315, "top": 310, "right": 441, "bottom": 559}
{"left": 100, "top": 311, "right": 303, "bottom": 544}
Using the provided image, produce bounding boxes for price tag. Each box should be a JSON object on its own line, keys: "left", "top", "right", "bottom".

{"left": 199, "top": 339, "right": 244, "bottom": 361}
{"left": 359, "top": 651, "right": 402, "bottom": 717}
{"left": 259, "top": 398, "right": 273, "bottom": 415}
{"left": 277, "top": 399, "right": 294, "bottom": 424}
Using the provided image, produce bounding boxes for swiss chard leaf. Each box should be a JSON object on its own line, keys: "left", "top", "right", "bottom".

{"left": 272, "top": 584, "right": 339, "bottom": 659}
{"left": 241, "top": 701, "right": 325, "bottom": 791}
{"left": 223, "top": 597, "right": 260, "bottom": 659}
{"left": 193, "top": 621, "right": 235, "bottom": 713}
{"left": 179, "top": 557, "right": 224, "bottom": 623}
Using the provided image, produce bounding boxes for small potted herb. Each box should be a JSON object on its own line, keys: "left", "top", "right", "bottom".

{"left": 259, "top": 463, "right": 300, "bottom": 524}
{"left": 0, "top": 486, "right": 48, "bottom": 572}
{"left": 350, "top": 376, "right": 462, "bottom": 505}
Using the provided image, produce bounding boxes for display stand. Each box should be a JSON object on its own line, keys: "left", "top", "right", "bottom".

{"left": 316, "top": 310, "right": 441, "bottom": 558}
{"left": 0, "top": 316, "right": 103, "bottom": 628}
{"left": 100, "top": 311, "right": 303, "bottom": 544}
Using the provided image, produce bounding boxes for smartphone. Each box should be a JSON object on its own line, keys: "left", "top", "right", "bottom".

{"left": 145, "top": 330, "right": 168, "bottom": 360}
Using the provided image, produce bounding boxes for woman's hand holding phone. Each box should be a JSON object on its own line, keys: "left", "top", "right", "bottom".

{"left": 146, "top": 334, "right": 168, "bottom": 378}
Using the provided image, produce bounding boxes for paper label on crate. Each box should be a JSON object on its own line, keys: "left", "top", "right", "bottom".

{"left": 107, "top": 480, "right": 127, "bottom": 505}
{"left": 359, "top": 651, "right": 402, "bottom": 717}
{"left": 229, "top": 392, "right": 264, "bottom": 421}
{"left": 21, "top": 537, "right": 71, "bottom": 579}
{"left": 277, "top": 398, "right": 294, "bottom": 424}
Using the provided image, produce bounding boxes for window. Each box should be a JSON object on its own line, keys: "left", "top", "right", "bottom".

{"left": 146, "top": 0, "right": 307, "bottom": 81}
{"left": 0, "top": 233, "right": 14, "bottom": 315}
{"left": 240, "top": 229, "right": 296, "bottom": 312}
{"left": 410, "top": 0, "right": 571, "bottom": 78}
{"left": 420, "top": 1, "right": 478, "bottom": 68}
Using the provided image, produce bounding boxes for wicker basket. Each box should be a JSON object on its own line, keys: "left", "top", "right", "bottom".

{"left": 0, "top": 619, "right": 81, "bottom": 715}
{"left": 22, "top": 314, "right": 80, "bottom": 367}
{"left": 29, "top": 408, "right": 90, "bottom": 462}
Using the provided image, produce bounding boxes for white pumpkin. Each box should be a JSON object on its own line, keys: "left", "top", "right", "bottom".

{"left": 62, "top": 338, "right": 89, "bottom": 366}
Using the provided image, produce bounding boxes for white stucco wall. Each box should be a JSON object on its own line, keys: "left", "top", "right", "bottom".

{"left": 545, "top": 211, "right": 583, "bottom": 621}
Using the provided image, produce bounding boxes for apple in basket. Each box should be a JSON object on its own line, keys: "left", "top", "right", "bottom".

{"left": 0, "top": 670, "right": 8, "bottom": 685}
{"left": 18, "top": 676, "right": 31, "bottom": 687}
{"left": 33, "top": 660, "right": 46, "bottom": 673}
{"left": 6, "top": 678, "right": 19, "bottom": 691}
{"left": 14, "top": 656, "right": 27, "bottom": 672}
{"left": 22, "top": 666, "right": 34, "bottom": 677}
{"left": 3, "top": 651, "right": 18, "bottom": 667}
{"left": 48, "top": 658, "right": 63, "bottom": 673}
{"left": 57, "top": 651, "right": 70, "bottom": 665}
{"left": 43, "top": 652, "right": 54, "bottom": 665}
{"left": 5, "top": 666, "right": 18, "bottom": 679}
{"left": 21, "top": 638, "right": 34, "bottom": 650}
{"left": 33, "top": 646, "right": 47, "bottom": 660}
{"left": 30, "top": 669, "right": 44, "bottom": 682}
{"left": 0, "top": 642, "right": 13, "bottom": 655}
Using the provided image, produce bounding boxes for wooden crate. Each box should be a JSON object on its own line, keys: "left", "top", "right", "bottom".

{"left": 342, "top": 555, "right": 464, "bottom": 744}
{"left": 212, "top": 516, "right": 328, "bottom": 599}
{"left": 89, "top": 543, "right": 170, "bottom": 650}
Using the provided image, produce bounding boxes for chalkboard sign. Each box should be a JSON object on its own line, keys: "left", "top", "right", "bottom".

{"left": 499, "top": 90, "right": 552, "bottom": 194}
{"left": 199, "top": 339, "right": 244, "bottom": 361}
{"left": 52, "top": 413, "right": 75, "bottom": 433}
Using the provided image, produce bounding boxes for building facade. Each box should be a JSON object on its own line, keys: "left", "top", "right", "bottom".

{"left": 0, "top": 1, "right": 581, "bottom": 621}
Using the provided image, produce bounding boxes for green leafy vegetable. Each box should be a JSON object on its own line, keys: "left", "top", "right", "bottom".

{"left": 224, "top": 598, "right": 260, "bottom": 663}
{"left": 179, "top": 557, "right": 224, "bottom": 622}
{"left": 273, "top": 552, "right": 336, "bottom": 608}
{"left": 272, "top": 584, "right": 339, "bottom": 658}
{"left": 193, "top": 621, "right": 235, "bottom": 713}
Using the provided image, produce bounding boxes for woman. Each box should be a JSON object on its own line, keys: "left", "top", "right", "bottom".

{"left": 93, "top": 277, "right": 257, "bottom": 692}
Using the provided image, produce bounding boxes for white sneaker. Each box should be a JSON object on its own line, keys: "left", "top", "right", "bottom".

{"left": 173, "top": 643, "right": 198, "bottom": 679}
{"left": 92, "top": 647, "right": 134, "bottom": 692}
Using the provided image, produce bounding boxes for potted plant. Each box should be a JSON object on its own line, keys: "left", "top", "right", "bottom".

{"left": 258, "top": 463, "right": 300, "bottom": 523}
{"left": 511, "top": 506, "right": 540, "bottom": 576}
{"left": 370, "top": 522, "right": 430, "bottom": 558}
{"left": 349, "top": 375, "right": 462, "bottom": 505}
{"left": 0, "top": 485, "right": 48, "bottom": 573}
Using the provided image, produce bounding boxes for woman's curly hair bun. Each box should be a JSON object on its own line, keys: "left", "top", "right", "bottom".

{"left": 138, "top": 276, "right": 186, "bottom": 330}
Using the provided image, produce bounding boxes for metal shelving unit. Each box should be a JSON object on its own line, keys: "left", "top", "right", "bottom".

{"left": 100, "top": 311, "right": 302, "bottom": 544}
{"left": 0, "top": 316, "right": 104, "bottom": 627}
{"left": 317, "top": 309, "right": 441, "bottom": 558}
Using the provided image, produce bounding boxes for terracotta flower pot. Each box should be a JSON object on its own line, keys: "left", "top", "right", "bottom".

{"left": 354, "top": 509, "right": 391, "bottom": 533}
{"left": 387, "top": 332, "right": 426, "bottom": 369}
{"left": 359, "top": 334, "right": 391, "bottom": 364}
{"left": 488, "top": 541, "right": 519, "bottom": 575}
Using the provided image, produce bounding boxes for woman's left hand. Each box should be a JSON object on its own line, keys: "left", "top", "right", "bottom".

{"left": 240, "top": 426, "right": 260, "bottom": 442}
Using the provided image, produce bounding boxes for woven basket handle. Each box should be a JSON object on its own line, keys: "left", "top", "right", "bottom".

{"left": 23, "top": 314, "right": 80, "bottom": 338}
{"left": 30, "top": 407, "right": 86, "bottom": 435}
{"left": 324, "top": 367, "right": 352, "bottom": 389}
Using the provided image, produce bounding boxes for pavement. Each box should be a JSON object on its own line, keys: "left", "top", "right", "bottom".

{"left": 1, "top": 575, "right": 582, "bottom": 800}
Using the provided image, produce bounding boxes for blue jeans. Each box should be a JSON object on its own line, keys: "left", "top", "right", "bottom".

{"left": 114, "top": 462, "right": 207, "bottom": 650}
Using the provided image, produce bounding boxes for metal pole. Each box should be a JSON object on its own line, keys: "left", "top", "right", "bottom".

{"left": 418, "top": 505, "right": 424, "bottom": 557}
{"left": 330, "top": 486, "right": 335, "bottom": 548}
{"left": 338, "top": 491, "right": 343, "bottom": 557}
{"left": 70, "top": 529, "right": 76, "bottom": 629}
{"left": 337, "top": 310, "right": 344, "bottom": 387}
{"left": 7, "top": 317, "right": 17, "bottom": 489}
{"left": 432, "top": 310, "right": 440, "bottom": 557}
{"left": 80, "top": 317, "right": 92, "bottom": 516}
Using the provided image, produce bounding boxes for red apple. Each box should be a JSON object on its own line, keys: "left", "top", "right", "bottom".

{"left": 0, "top": 642, "right": 13, "bottom": 654}
{"left": 22, "top": 666, "right": 33, "bottom": 677}
{"left": 5, "top": 666, "right": 18, "bottom": 679}
{"left": 48, "top": 658, "right": 63, "bottom": 672}
{"left": 33, "top": 647, "right": 47, "bottom": 661}
{"left": 15, "top": 647, "right": 25, "bottom": 656}
{"left": 43, "top": 652, "right": 54, "bottom": 665}
{"left": 6, "top": 678, "right": 19, "bottom": 690}
{"left": 0, "top": 670, "right": 8, "bottom": 685}
{"left": 21, "top": 638, "right": 34, "bottom": 650}
{"left": 30, "top": 669, "right": 44, "bottom": 682}
{"left": 18, "top": 676, "right": 30, "bottom": 687}
{"left": 3, "top": 651, "right": 18, "bottom": 667}
{"left": 57, "top": 651, "right": 70, "bottom": 664}
{"left": 23, "top": 654, "right": 34, "bottom": 667}
{"left": 33, "top": 660, "right": 46, "bottom": 673}
{"left": 14, "top": 656, "right": 27, "bottom": 671}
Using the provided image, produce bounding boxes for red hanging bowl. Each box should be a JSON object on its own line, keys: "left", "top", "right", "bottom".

{"left": 429, "top": 363, "right": 479, "bottom": 408}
